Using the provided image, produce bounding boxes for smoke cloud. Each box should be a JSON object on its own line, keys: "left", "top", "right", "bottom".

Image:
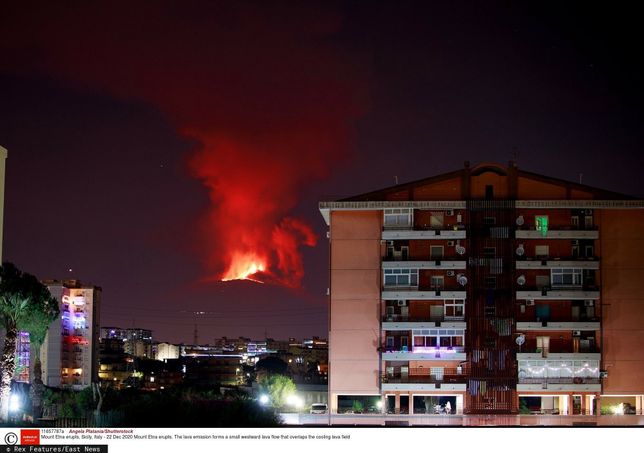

{"left": 1, "top": 1, "right": 366, "bottom": 287}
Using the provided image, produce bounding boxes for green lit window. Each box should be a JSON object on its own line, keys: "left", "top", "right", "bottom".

{"left": 535, "top": 216, "right": 549, "bottom": 236}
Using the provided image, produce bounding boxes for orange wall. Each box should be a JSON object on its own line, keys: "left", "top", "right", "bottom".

{"left": 517, "top": 177, "right": 568, "bottom": 199}
{"left": 471, "top": 172, "right": 509, "bottom": 199}
{"left": 330, "top": 211, "right": 382, "bottom": 406}
{"left": 600, "top": 210, "right": 644, "bottom": 394}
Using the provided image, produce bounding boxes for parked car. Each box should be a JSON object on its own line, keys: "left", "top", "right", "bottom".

{"left": 310, "top": 403, "right": 328, "bottom": 414}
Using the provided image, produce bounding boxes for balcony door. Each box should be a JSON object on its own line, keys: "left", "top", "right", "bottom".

{"left": 536, "top": 336, "right": 550, "bottom": 357}
{"left": 430, "top": 305, "right": 444, "bottom": 322}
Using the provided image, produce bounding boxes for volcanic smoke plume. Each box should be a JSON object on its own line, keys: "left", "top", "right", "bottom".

{"left": 1, "top": 1, "right": 366, "bottom": 287}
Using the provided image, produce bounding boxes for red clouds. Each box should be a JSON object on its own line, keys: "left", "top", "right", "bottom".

{"left": 0, "top": 1, "right": 367, "bottom": 287}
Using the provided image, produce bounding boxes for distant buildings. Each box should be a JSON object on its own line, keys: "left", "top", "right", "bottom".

{"left": 100, "top": 327, "right": 153, "bottom": 358}
{"left": 41, "top": 280, "right": 101, "bottom": 389}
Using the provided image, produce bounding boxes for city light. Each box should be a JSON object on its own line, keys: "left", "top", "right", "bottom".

{"left": 286, "top": 394, "right": 304, "bottom": 409}
{"left": 259, "top": 394, "right": 270, "bottom": 405}
{"left": 9, "top": 394, "right": 21, "bottom": 412}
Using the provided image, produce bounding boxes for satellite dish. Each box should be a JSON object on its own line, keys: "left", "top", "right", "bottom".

{"left": 456, "top": 246, "right": 466, "bottom": 255}
{"left": 517, "top": 275, "right": 526, "bottom": 286}
{"left": 516, "top": 215, "right": 525, "bottom": 226}
{"left": 516, "top": 334, "right": 525, "bottom": 346}
{"left": 516, "top": 244, "right": 525, "bottom": 256}
{"left": 457, "top": 274, "right": 468, "bottom": 286}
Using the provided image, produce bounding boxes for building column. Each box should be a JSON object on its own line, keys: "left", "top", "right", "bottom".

{"left": 636, "top": 395, "right": 643, "bottom": 415}
{"left": 559, "top": 395, "right": 567, "bottom": 415}
{"left": 568, "top": 395, "right": 575, "bottom": 415}
{"left": 581, "top": 394, "right": 587, "bottom": 414}
{"left": 395, "top": 392, "right": 400, "bottom": 414}
{"left": 595, "top": 395, "right": 602, "bottom": 416}
{"left": 456, "top": 394, "right": 464, "bottom": 415}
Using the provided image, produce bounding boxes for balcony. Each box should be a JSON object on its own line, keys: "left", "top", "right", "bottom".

{"left": 381, "top": 367, "right": 468, "bottom": 391}
{"left": 382, "top": 316, "right": 466, "bottom": 330}
{"left": 382, "top": 260, "right": 467, "bottom": 270}
{"left": 516, "top": 321, "right": 600, "bottom": 331}
{"left": 517, "top": 352, "right": 601, "bottom": 360}
{"left": 382, "top": 288, "right": 466, "bottom": 300}
{"left": 515, "top": 228, "right": 598, "bottom": 240}
{"left": 516, "top": 377, "right": 601, "bottom": 392}
{"left": 516, "top": 287, "right": 600, "bottom": 300}
{"left": 382, "top": 227, "right": 466, "bottom": 241}
{"left": 516, "top": 258, "right": 600, "bottom": 270}
{"left": 381, "top": 347, "right": 466, "bottom": 361}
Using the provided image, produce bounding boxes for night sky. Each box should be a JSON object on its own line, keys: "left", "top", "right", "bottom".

{"left": 1, "top": 1, "right": 643, "bottom": 344}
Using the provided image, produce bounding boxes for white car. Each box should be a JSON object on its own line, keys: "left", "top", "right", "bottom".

{"left": 310, "top": 403, "right": 328, "bottom": 414}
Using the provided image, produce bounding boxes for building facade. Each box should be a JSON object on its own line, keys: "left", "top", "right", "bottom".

{"left": 41, "top": 280, "right": 101, "bottom": 389}
{"left": 101, "top": 327, "right": 153, "bottom": 358}
{"left": 320, "top": 162, "right": 644, "bottom": 417}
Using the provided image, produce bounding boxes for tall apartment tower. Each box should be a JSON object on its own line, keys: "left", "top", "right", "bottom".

{"left": 320, "top": 162, "right": 644, "bottom": 418}
{"left": 41, "top": 280, "right": 101, "bottom": 389}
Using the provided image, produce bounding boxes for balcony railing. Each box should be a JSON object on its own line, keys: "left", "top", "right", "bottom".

{"left": 515, "top": 314, "right": 600, "bottom": 323}
{"left": 382, "top": 367, "right": 467, "bottom": 384}
{"left": 515, "top": 228, "right": 599, "bottom": 239}
{"left": 518, "top": 377, "right": 600, "bottom": 385}
{"left": 516, "top": 347, "right": 600, "bottom": 355}
{"left": 382, "top": 315, "right": 465, "bottom": 323}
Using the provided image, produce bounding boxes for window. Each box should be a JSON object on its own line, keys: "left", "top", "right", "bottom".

{"left": 572, "top": 244, "right": 580, "bottom": 258}
{"left": 585, "top": 245, "right": 594, "bottom": 258}
{"left": 535, "top": 245, "right": 549, "bottom": 257}
{"left": 384, "top": 209, "right": 412, "bottom": 228}
{"left": 430, "top": 245, "right": 444, "bottom": 260}
{"left": 383, "top": 269, "right": 418, "bottom": 287}
{"left": 485, "top": 185, "right": 494, "bottom": 199}
{"left": 386, "top": 336, "right": 394, "bottom": 348}
{"left": 387, "top": 245, "right": 409, "bottom": 261}
{"left": 431, "top": 276, "right": 444, "bottom": 289}
{"left": 401, "top": 337, "right": 409, "bottom": 348}
{"left": 536, "top": 275, "right": 550, "bottom": 289}
{"left": 412, "top": 329, "right": 465, "bottom": 351}
{"left": 584, "top": 216, "right": 593, "bottom": 229}
{"left": 483, "top": 247, "right": 496, "bottom": 257}
{"left": 535, "top": 216, "right": 549, "bottom": 236}
{"left": 571, "top": 216, "right": 579, "bottom": 228}
{"left": 429, "top": 212, "right": 444, "bottom": 229}
{"left": 444, "top": 299, "right": 465, "bottom": 319}
{"left": 551, "top": 268, "right": 582, "bottom": 287}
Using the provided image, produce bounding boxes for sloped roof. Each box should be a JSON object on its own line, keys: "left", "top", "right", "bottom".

{"left": 340, "top": 162, "right": 637, "bottom": 201}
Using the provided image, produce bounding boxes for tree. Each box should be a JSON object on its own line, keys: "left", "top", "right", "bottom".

{"left": 0, "top": 263, "right": 56, "bottom": 422}
{"left": 258, "top": 374, "right": 296, "bottom": 408}
{"left": 21, "top": 286, "right": 59, "bottom": 418}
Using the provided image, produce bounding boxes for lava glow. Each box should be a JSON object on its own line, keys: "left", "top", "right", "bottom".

{"left": 221, "top": 254, "right": 267, "bottom": 283}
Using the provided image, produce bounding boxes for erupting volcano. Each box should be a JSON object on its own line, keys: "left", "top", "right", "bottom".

{"left": 1, "top": 1, "right": 366, "bottom": 289}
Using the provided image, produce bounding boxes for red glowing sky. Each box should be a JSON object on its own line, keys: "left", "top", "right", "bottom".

{"left": 1, "top": 1, "right": 643, "bottom": 342}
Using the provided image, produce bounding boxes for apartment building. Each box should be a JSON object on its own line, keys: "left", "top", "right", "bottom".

{"left": 320, "top": 161, "right": 644, "bottom": 417}
{"left": 41, "top": 279, "right": 101, "bottom": 389}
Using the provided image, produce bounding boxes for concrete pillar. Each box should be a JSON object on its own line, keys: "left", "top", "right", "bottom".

{"left": 395, "top": 393, "right": 400, "bottom": 414}
{"left": 456, "top": 394, "right": 464, "bottom": 415}
{"left": 581, "top": 394, "right": 587, "bottom": 414}
{"left": 636, "top": 395, "right": 643, "bottom": 415}
{"left": 558, "top": 395, "right": 567, "bottom": 415}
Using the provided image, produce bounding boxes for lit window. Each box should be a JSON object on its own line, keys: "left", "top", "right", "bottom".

{"left": 535, "top": 216, "right": 549, "bottom": 236}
